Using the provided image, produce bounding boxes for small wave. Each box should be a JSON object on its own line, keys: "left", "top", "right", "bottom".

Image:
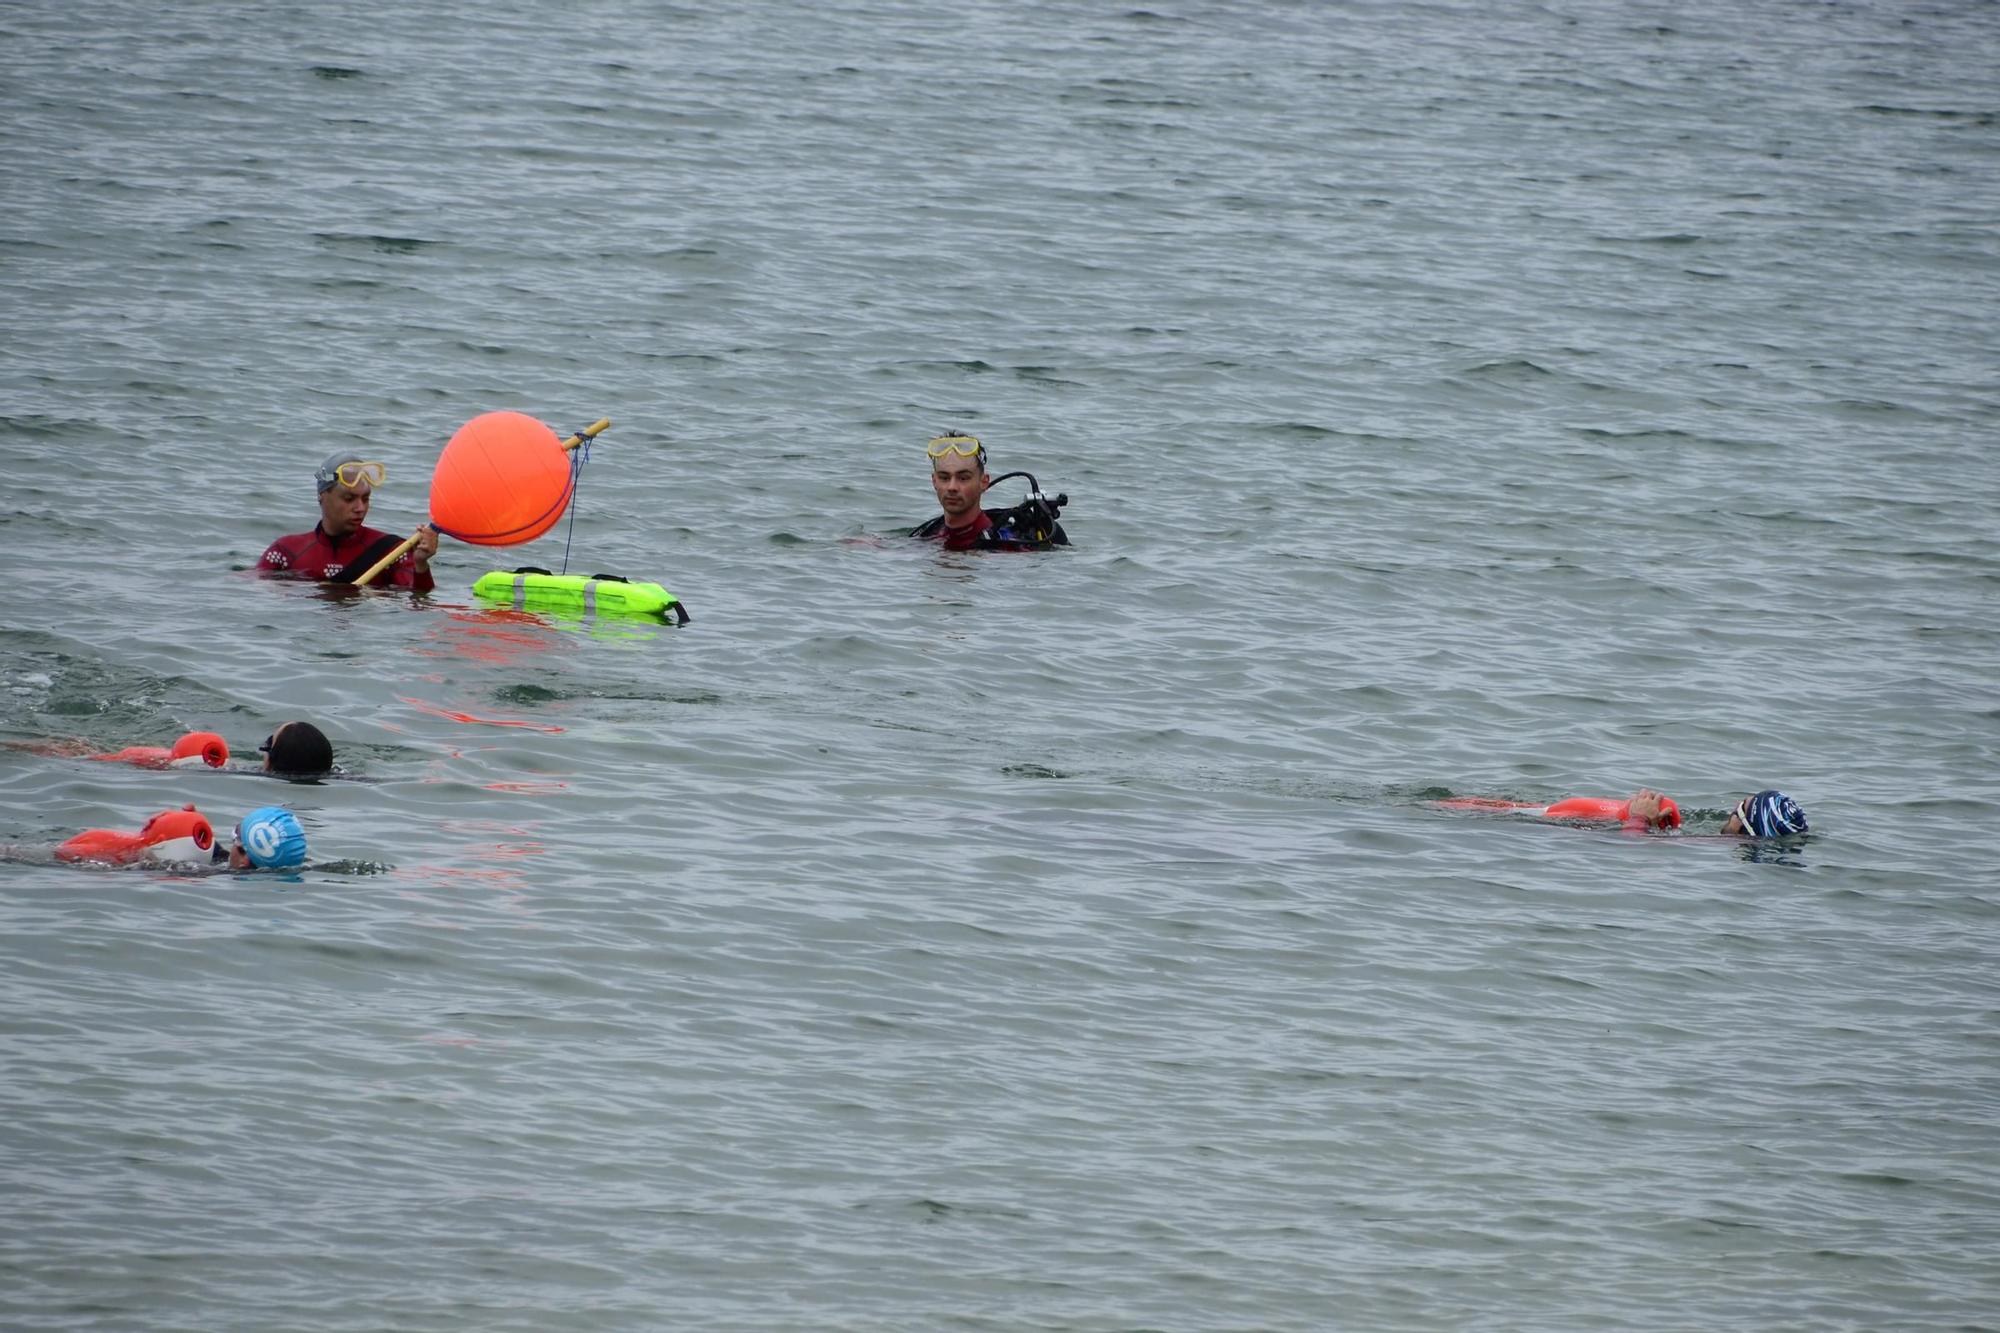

{"left": 491, "top": 684, "right": 564, "bottom": 705}
{"left": 1570, "top": 427, "right": 1694, "bottom": 441}
{"left": 1858, "top": 104, "right": 1994, "bottom": 125}
{"left": 1001, "top": 763, "right": 1072, "bottom": 779}
{"left": 312, "top": 232, "right": 440, "bottom": 255}
{"left": 1466, "top": 358, "right": 1552, "bottom": 377}
{"left": 1594, "top": 232, "right": 1705, "bottom": 245}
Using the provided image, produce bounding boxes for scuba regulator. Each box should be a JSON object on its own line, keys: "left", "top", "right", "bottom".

{"left": 983, "top": 471, "right": 1070, "bottom": 548}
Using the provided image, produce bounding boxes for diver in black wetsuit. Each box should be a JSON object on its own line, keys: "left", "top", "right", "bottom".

{"left": 908, "top": 433, "right": 1070, "bottom": 552}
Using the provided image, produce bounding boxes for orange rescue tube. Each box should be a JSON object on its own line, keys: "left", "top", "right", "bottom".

{"left": 56, "top": 804, "right": 216, "bottom": 864}
{"left": 1542, "top": 796, "right": 1682, "bottom": 828}
{"left": 429, "top": 410, "right": 573, "bottom": 546}
{"left": 1438, "top": 794, "right": 1682, "bottom": 829}
{"left": 1540, "top": 796, "right": 1634, "bottom": 821}
{"left": 88, "top": 731, "right": 230, "bottom": 770}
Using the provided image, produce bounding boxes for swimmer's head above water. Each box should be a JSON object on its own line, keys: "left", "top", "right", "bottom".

{"left": 227, "top": 806, "right": 308, "bottom": 870}
{"left": 927, "top": 433, "right": 989, "bottom": 528}
{"left": 261, "top": 721, "right": 333, "bottom": 781}
{"left": 1722, "top": 790, "right": 1808, "bottom": 838}
{"left": 314, "top": 453, "right": 385, "bottom": 540}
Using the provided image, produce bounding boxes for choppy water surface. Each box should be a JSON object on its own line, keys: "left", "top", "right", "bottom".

{"left": 3, "top": 1, "right": 1998, "bottom": 1328}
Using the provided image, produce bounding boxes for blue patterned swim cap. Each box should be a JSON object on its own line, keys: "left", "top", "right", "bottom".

{"left": 1736, "top": 790, "right": 1808, "bottom": 838}
{"left": 236, "top": 806, "right": 308, "bottom": 868}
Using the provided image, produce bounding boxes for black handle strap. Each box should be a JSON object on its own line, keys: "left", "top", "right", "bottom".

{"left": 334, "top": 534, "right": 413, "bottom": 584}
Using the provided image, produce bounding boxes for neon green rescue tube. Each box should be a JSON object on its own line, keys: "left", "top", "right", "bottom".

{"left": 472, "top": 570, "right": 690, "bottom": 624}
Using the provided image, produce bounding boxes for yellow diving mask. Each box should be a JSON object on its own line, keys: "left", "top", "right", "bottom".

{"left": 316, "top": 458, "right": 386, "bottom": 492}
{"left": 926, "top": 434, "right": 984, "bottom": 462}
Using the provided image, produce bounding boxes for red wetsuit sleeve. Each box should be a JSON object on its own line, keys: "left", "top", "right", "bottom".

{"left": 352, "top": 525, "right": 435, "bottom": 592}
{"left": 390, "top": 553, "right": 436, "bottom": 593}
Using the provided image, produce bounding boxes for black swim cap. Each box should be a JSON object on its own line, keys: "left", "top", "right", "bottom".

{"left": 264, "top": 721, "right": 333, "bottom": 779}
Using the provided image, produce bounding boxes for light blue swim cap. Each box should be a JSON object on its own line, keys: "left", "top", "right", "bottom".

{"left": 1738, "top": 790, "right": 1808, "bottom": 838}
{"left": 236, "top": 806, "right": 308, "bottom": 868}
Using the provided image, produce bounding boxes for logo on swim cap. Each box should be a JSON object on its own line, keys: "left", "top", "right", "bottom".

{"left": 1739, "top": 790, "right": 1808, "bottom": 838}
{"left": 236, "top": 806, "right": 308, "bottom": 868}
{"left": 248, "top": 822, "right": 280, "bottom": 859}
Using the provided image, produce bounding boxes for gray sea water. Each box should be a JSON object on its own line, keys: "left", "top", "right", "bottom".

{"left": 4, "top": 1, "right": 1999, "bottom": 1328}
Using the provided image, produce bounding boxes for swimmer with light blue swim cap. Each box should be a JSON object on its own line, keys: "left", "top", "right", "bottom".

{"left": 1723, "top": 790, "right": 1809, "bottom": 838}
{"left": 228, "top": 806, "right": 308, "bottom": 869}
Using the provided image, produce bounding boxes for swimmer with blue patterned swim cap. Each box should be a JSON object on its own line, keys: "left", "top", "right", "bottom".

{"left": 228, "top": 806, "right": 309, "bottom": 870}
{"left": 1721, "top": 790, "right": 1809, "bottom": 838}
{"left": 1438, "top": 786, "right": 1807, "bottom": 837}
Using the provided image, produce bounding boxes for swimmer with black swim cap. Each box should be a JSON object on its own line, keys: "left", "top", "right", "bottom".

{"left": 909, "top": 432, "right": 1070, "bottom": 552}
{"left": 259, "top": 721, "right": 334, "bottom": 781}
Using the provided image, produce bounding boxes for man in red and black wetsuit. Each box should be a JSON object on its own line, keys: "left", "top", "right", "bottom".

{"left": 259, "top": 453, "right": 438, "bottom": 591}
{"left": 907, "top": 433, "right": 1068, "bottom": 552}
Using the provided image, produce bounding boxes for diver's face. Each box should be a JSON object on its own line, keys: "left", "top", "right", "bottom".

{"left": 319, "top": 480, "right": 372, "bottom": 538}
{"left": 1722, "top": 802, "right": 1749, "bottom": 836}
{"left": 931, "top": 456, "right": 986, "bottom": 523}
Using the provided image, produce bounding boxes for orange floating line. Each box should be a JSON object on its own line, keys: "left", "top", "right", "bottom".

{"left": 399, "top": 696, "right": 565, "bottom": 733}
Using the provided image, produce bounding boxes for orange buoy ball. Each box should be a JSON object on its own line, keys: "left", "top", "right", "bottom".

{"left": 429, "top": 411, "right": 574, "bottom": 546}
